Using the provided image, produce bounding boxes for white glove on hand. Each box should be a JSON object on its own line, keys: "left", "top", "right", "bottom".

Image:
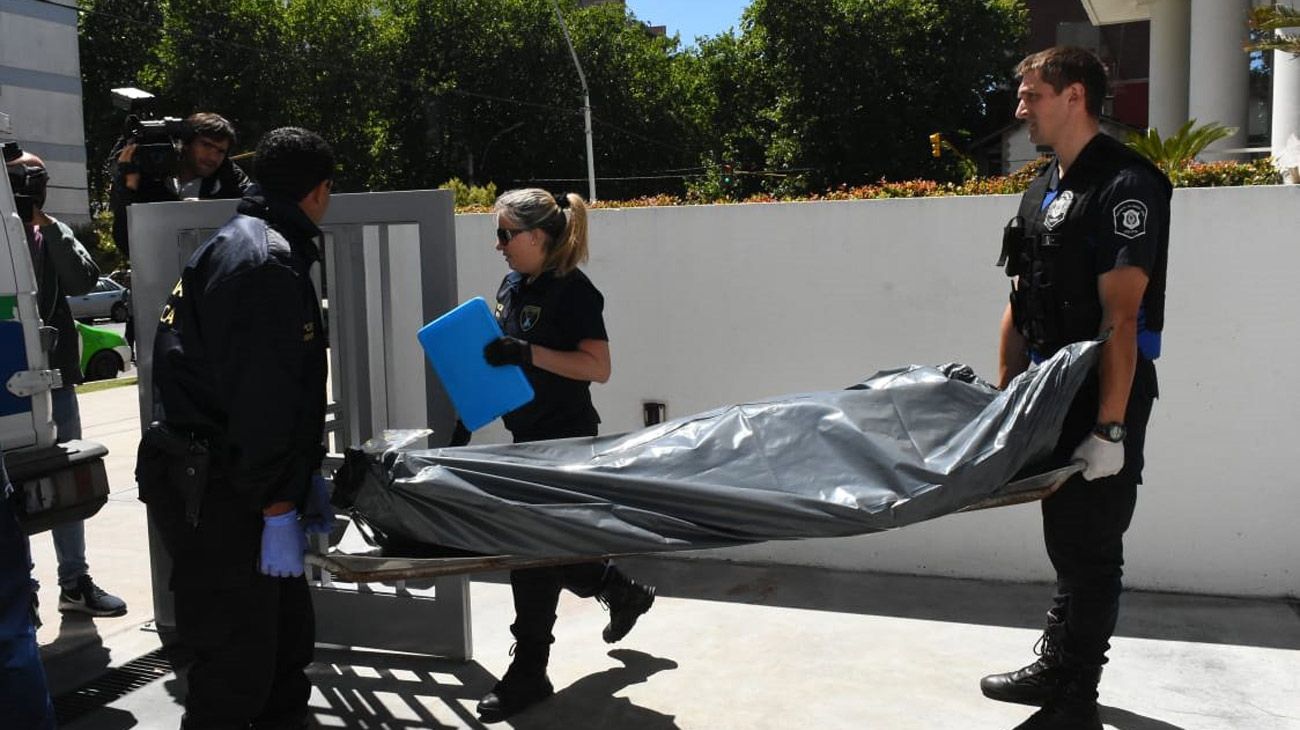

{"left": 1071, "top": 434, "right": 1124, "bottom": 481}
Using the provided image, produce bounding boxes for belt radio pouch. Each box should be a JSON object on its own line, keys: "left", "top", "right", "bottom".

{"left": 997, "top": 216, "right": 1025, "bottom": 276}
{"left": 136, "top": 421, "right": 211, "bottom": 527}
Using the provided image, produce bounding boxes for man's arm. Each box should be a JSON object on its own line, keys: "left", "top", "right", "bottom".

{"left": 45, "top": 220, "right": 100, "bottom": 297}
{"left": 227, "top": 160, "right": 253, "bottom": 196}
{"left": 997, "top": 300, "right": 1029, "bottom": 390}
{"left": 1095, "top": 266, "right": 1148, "bottom": 424}
{"left": 107, "top": 146, "right": 138, "bottom": 259}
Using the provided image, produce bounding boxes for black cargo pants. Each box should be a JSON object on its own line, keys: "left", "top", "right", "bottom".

{"left": 1041, "top": 357, "right": 1157, "bottom": 667}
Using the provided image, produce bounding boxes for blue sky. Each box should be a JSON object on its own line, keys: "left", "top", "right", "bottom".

{"left": 624, "top": 0, "right": 751, "bottom": 47}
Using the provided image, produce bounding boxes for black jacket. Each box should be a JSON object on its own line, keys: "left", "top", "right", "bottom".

{"left": 108, "top": 153, "right": 251, "bottom": 258}
{"left": 150, "top": 189, "right": 327, "bottom": 513}
{"left": 29, "top": 218, "right": 101, "bottom": 387}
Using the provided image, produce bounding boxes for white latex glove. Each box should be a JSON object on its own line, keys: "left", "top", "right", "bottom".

{"left": 1071, "top": 434, "right": 1124, "bottom": 481}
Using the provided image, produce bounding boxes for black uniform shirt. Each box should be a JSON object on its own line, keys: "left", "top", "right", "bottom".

{"left": 1024, "top": 133, "right": 1171, "bottom": 361}
{"left": 494, "top": 268, "right": 607, "bottom": 439}
{"left": 151, "top": 190, "right": 327, "bottom": 512}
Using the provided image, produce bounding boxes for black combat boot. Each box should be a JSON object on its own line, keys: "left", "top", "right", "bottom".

{"left": 596, "top": 570, "right": 656, "bottom": 644}
{"left": 477, "top": 637, "right": 554, "bottom": 721}
{"left": 980, "top": 621, "right": 1066, "bottom": 705}
{"left": 1012, "top": 665, "right": 1103, "bottom": 730}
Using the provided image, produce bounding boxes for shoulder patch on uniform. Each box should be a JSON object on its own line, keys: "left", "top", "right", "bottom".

{"left": 1043, "top": 190, "right": 1074, "bottom": 230}
{"left": 265, "top": 228, "right": 292, "bottom": 255}
{"left": 520, "top": 305, "right": 542, "bottom": 332}
{"left": 1112, "top": 199, "right": 1148, "bottom": 240}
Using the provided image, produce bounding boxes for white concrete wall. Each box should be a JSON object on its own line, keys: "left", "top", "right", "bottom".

{"left": 453, "top": 185, "right": 1300, "bottom": 599}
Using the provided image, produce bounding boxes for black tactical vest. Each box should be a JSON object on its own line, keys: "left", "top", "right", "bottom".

{"left": 998, "top": 134, "right": 1170, "bottom": 358}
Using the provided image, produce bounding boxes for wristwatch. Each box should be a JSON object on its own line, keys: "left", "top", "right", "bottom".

{"left": 1093, "top": 422, "right": 1126, "bottom": 443}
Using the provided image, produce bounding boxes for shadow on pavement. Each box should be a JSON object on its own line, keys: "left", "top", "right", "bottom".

{"left": 1099, "top": 704, "right": 1187, "bottom": 730}
{"left": 296, "top": 646, "right": 679, "bottom": 730}
{"left": 67, "top": 706, "right": 140, "bottom": 729}
{"left": 523, "top": 556, "right": 1300, "bottom": 652}
{"left": 306, "top": 646, "right": 496, "bottom": 728}
{"left": 41, "top": 612, "right": 113, "bottom": 695}
{"left": 504, "top": 649, "right": 679, "bottom": 730}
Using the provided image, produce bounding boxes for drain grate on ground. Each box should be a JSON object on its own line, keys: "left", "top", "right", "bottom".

{"left": 53, "top": 647, "right": 175, "bottom": 725}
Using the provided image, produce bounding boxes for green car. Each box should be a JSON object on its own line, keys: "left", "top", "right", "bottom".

{"left": 76, "top": 322, "right": 134, "bottom": 382}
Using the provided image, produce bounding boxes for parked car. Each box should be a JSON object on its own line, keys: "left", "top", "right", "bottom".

{"left": 76, "top": 322, "right": 133, "bottom": 381}
{"left": 67, "top": 276, "right": 130, "bottom": 323}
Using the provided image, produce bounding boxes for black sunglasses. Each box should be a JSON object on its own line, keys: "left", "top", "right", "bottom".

{"left": 496, "top": 227, "right": 530, "bottom": 244}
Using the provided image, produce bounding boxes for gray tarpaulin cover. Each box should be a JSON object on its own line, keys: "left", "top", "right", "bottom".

{"left": 338, "top": 340, "right": 1100, "bottom": 558}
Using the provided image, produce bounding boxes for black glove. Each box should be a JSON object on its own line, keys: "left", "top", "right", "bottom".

{"left": 484, "top": 336, "right": 532, "bottom": 367}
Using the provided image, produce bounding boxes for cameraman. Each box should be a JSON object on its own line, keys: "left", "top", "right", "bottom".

{"left": 108, "top": 112, "right": 251, "bottom": 258}
{"left": 109, "top": 112, "right": 250, "bottom": 351}
{"left": 6, "top": 147, "right": 127, "bottom": 618}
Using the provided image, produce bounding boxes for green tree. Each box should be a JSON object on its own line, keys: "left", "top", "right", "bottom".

{"left": 368, "top": 0, "right": 701, "bottom": 198}
{"left": 735, "top": 0, "right": 1027, "bottom": 192}
{"left": 78, "top": 0, "right": 165, "bottom": 204}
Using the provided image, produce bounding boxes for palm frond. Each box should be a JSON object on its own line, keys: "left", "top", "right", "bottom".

{"left": 1127, "top": 120, "right": 1236, "bottom": 171}
{"left": 1246, "top": 6, "right": 1300, "bottom": 54}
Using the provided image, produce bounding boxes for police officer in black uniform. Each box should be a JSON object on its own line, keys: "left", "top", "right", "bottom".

{"left": 139, "top": 127, "right": 335, "bottom": 729}
{"left": 979, "top": 48, "right": 1171, "bottom": 730}
{"left": 474, "top": 188, "right": 657, "bottom": 722}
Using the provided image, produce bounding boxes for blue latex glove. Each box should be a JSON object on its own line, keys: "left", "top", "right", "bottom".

{"left": 259, "top": 510, "right": 306, "bottom": 578}
{"left": 303, "top": 474, "right": 336, "bottom": 535}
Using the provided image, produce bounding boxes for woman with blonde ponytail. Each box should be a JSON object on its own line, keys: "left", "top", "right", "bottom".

{"left": 477, "top": 188, "right": 656, "bottom": 721}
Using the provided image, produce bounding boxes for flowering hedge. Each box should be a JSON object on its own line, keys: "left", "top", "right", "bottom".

{"left": 455, "top": 158, "right": 1283, "bottom": 213}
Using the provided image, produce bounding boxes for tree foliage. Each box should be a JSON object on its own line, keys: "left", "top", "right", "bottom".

{"left": 77, "top": 0, "right": 1028, "bottom": 203}
{"left": 1247, "top": 4, "right": 1300, "bottom": 54}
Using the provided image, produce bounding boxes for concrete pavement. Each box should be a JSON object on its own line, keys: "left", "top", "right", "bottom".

{"left": 33, "top": 382, "right": 1300, "bottom": 729}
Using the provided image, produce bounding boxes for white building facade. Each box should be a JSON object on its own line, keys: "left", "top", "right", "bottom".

{"left": 0, "top": 0, "right": 89, "bottom": 225}
{"left": 1083, "top": 0, "right": 1300, "bottom": 162}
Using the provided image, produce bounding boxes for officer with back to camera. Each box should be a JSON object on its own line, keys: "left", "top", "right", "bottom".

{"left": 140, "top": 126, "right": 335, "bottom": 729}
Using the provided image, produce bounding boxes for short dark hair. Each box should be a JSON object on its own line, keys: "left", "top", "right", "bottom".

{"left": 183, "top": 112, "right": 237, "bottom": 147}
{"left": 254, "top": 127, "right": 335, "bottom": 202}
{"left": 1016, "top": 46, "right": 1108, "bottom": 118}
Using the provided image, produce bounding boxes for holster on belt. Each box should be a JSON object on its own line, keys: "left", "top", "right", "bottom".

{"left": 136, "top": 421, "right": 211, "bottom": 527}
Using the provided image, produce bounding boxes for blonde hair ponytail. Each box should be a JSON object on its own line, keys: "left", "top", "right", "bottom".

{"left": 493, "top": 188, "right": 590, "bottom": 275}
{"left": 547, "top": 192, "right": 589, "bottom": 275}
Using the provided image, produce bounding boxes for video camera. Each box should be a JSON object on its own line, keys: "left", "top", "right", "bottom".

{"left": 3, "top": 141, "right": 48, "bottom": 223}
{"left": 112, "top": 87, "right": 186, "bottom": 180}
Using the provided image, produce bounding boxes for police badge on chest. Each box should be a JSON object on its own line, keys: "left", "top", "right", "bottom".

{"left": 1043, "top": 190, "right": 1075, "bottom": 229}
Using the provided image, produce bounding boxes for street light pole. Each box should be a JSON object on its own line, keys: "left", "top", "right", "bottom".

{"left": 550, "top": 0, "right": 597, "bottom": 201}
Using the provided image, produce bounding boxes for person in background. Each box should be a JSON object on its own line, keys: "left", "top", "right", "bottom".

{"left": 0, "top": 450, "right": 56, "bottom": 729}
{"left": 6, "top": 147, "right": 127, "bottom": 618}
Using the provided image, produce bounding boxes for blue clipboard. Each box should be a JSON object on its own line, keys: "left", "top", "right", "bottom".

{"left": 417, "top": 297, "right": 535, "bottom": 432}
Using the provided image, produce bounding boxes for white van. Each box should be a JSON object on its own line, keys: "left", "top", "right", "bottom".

{"left": 2, "top": 149, "right": 109, "bottom": 533}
